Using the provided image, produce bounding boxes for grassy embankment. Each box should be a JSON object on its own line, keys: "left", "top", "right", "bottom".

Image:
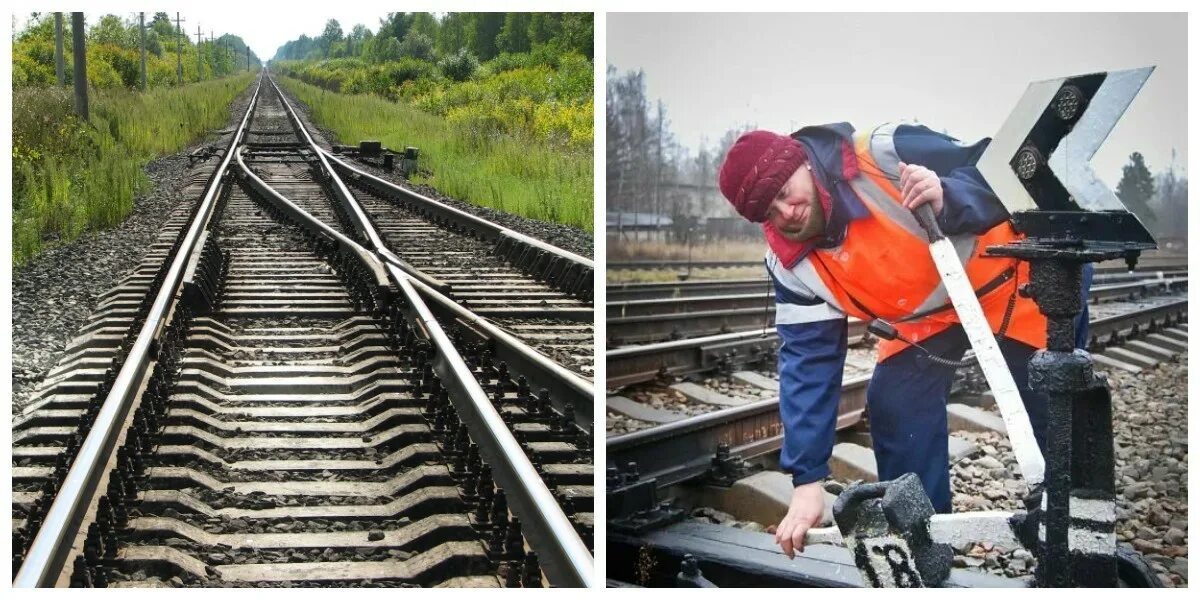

{"left": 12, "top": 72, "right": 257, "bottom": 264}
{"left": 277, "top": 74, "right": 592, "bottom": 231}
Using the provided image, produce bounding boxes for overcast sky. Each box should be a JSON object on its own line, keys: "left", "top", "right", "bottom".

{"left": 608, "top": 12, "right": 1187, "bottom": 184}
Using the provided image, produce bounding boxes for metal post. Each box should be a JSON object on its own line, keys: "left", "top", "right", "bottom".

{"left": 70, "top": 12, "right": 87, "bottom": 120}
{"left": 1024, "top": 257, "right": 1117, "bottom": 587}
{"left": 175, "top": 13, "right": 184, "bottom": 84}
{"left": 195, "top": 24, "right": 203, "bottom": 80}
{"left": 139, "top": 13, "right": 147, "bottom": 91}
{"left": 54, "top": 13, "right": 65, "bottom": 85}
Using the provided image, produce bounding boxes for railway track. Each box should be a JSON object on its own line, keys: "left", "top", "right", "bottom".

{"left": 12, "top": 73, "right": 594, "bottom": 588}
{"left": 606, "top": 273, "right": 1187, "bottom": 386}
{"left": 606, "top": 293, "right": 1187, "bottom": 486}
{"left": 607, "top": 269, "right": 1186, "bottom": 346}
{"left": 606, "top": 268, "right": 1187, "bottom": 303}
{"left": 607, "top": 256, "right": 1186, "bottom": 274}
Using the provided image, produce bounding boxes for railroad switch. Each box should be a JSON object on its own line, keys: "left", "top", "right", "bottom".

{"left": 188, "top": 145, "right": 219, "bottom": 166}
{"left": 332, "top": 141, "right": 420, "bottom": 176}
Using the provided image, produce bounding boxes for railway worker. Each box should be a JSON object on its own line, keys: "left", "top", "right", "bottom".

{"left": 716, "top": 122, "right": 1092, "bottom": 558}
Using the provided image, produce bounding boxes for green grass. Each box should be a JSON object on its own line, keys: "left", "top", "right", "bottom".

{"left": 12, "top": 73, "right": 256, "bottom": 264}
{"left": 278, "top": 76, "right": 593, "bottom": 231}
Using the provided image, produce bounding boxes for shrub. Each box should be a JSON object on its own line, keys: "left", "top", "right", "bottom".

{"left": 12, "top": 73, "right": 256, "bottom": 264}
{"left": 397, "top": 31, "right": 435, "bottom": 62}
{"left": 86, "top": 57, "right": 125, "bottom": 90}
{"left": 384, "top": 57, "right": 438, "bottom": 87}
{"left": 439, "top": 48, "right": 479, "bottom": 82}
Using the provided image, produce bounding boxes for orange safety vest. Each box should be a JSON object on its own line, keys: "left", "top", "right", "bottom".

{"left": 806, "top": 124, "right": 1046, "bottom": 362}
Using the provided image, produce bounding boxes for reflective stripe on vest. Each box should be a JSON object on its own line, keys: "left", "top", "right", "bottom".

{"left": 804, "top": 123, "right": 1046, "bottom": 361}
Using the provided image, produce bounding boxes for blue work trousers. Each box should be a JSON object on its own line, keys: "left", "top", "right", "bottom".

{"left": 865, "top": 268, "right": 1092, "bottom": 512}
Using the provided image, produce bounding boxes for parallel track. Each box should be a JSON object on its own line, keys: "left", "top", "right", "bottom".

{"left": 606, "top": 269, "right": 1187, "bottom": 303}
{"left": 607, "top": 271, "right": 1186, "bottom": 347}
{"left": 608, "top": 256, "right": 1186, "bottom": 273}
{"left": 607, "top": 276, "right": 1187, "bottom": 387}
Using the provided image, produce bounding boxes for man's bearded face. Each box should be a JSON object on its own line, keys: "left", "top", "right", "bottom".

{"left": 766, "top": 164, "right": 826, "bottom": 242}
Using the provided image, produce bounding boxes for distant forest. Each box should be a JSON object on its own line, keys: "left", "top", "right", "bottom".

{"left": 273, "top": 12, "right": 592, "bottom": 63}
{"left": 270, "top": 12, "right": 593, "bottom": 150}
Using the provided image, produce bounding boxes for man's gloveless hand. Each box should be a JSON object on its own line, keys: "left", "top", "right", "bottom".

{"left": 775, "top": 481, "right": 826, "bottom": 559}
{"left": 898, "top": 161, "right": 945, "bottom": 215}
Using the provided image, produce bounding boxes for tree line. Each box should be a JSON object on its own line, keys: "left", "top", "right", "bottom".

{"left": 273, "top": 13, "right": 593, "bottom": 65}
{"left": 14, "top": 12, "right": 260, "bottom": 88}
{"left": 607, "top": 65, "right": 747, "bottom": 230}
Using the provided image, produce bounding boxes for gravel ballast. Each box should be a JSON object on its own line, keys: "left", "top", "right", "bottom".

{"left": 947, "top": 354, "right": 1189, "bottom": 586}
{"left": 11, "top": 86, "right": 256, "bottom": 413}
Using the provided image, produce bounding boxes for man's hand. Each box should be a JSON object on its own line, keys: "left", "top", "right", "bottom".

{"left": 775, "top": 481, "right": 826, "bottom": 559}
{"left": 898, "top": 161, "right": 944, "bottom": 215}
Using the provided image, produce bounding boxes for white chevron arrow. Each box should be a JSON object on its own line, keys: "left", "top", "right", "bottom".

{"left": 977, "top": 67, "right": 1155, "bottom": 215}
{"left": 1048, "top": 67, "right": 1154, "bottom": 212}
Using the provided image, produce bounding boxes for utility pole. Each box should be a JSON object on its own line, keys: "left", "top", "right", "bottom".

{"left": 196, "top": 24, "right": 203, "bottom": 80}
{"left": 246, "top": 45, "right": 250, "bottom": 71}
{"left": 175, "top": 13, "right": 184, "bottom": 84}
{"left": 655, "top": 100, "right": 664, "bottom": 221}
{"left": 139, "top": 12, "right": 147, "bottom": 91}
{"left": 54, "top": 13, "right": 65, "bottom": 85}
{"left": 71, "top": 12, "right": 88, "bottom": 120}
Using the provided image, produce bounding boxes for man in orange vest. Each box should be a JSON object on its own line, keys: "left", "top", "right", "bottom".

{"left": 717, "top": 122, "right": 1092, "bottom": 559}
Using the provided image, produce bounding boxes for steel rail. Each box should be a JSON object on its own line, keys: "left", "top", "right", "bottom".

{"left": 403, "top": 274, "right": 596, "bottom": 431}
{"left": 606, "top": 278, "right": 1186, "bottom": 346}
{"left": 607, "top": 278, "right": 772, "bottom": 302}
{"left": 1088, "top": 276, "right": 1187, "bottom": 301}
{"left": 235, "top": 107, "right": 596, "bottom": 587}
{"left": 606, "top": 257, "right": 1184, "bottom": 274}
{"left": 319, "top": 150, "right": 594, "bottom": 272}
{"left": 607, "top": 320, "right": 870, "bottom": 388}
{"left": 1088, "top": 297, "right": 1188, "bottom": 347}
{"left": 607, "top": 285, "right": 1187, "bottom": 386}
{"left": 607, "top": 292, "right": 774, "bottom": 319}
{"left": 609, "top": 308, "right": 780, "bottom": 346}
{"left": 608, "top": 375, "right": 871, "bottom": 488}
{"left": 14, "top": 75, "right": 264, "bottom": 588}
{"left": 608, "top": 277, "right": 1184, "bottom": 321}
{"left": 323, "top": 148, "right": 594, "bottom": 298}
{"left": 608, "top": 259, "right": 762, "bottom": 271}
{"left": 604, "top": 270, "right": 1185, "bottom": 303}
{"left": 265, "top": 75, "right": 594, "bottom": 430}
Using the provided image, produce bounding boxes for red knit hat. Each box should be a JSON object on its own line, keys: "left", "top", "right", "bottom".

{"left": 718, "top": 130, "right": 807, "bottom": 222}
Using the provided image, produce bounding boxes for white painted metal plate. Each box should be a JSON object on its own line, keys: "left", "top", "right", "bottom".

{"left": 1048, "top": 67, "right": 1155, "bottom": 212}
{"left": 977, "top": 76, "right": 1064, "bottom": 214}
